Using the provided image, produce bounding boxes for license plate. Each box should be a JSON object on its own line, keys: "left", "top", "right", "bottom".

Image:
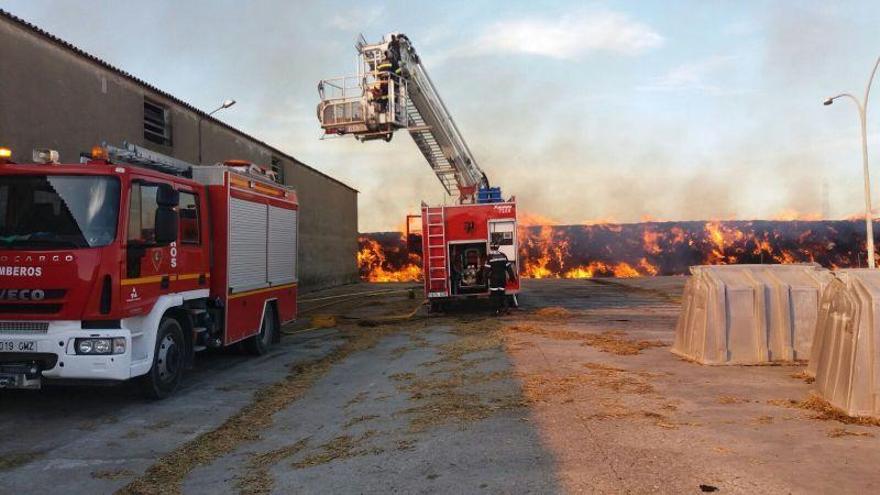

{"left": 0, "top": 340, "right": 36, "bottom": 352}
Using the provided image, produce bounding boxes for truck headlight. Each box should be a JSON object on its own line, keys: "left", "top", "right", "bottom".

{"left": 93, "top": 339, "right": 111, "bottom": 354}
{"left": 75, "top": 338, "right": 126, "bottom": 355}
{"left": 77, "top": 340, "right": 94, "bottom": 354}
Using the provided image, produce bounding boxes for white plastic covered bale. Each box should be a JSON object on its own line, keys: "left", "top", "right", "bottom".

{"left": 673, "top": 264, "right": 832, "bottom": 365}
{"left": 809, "top": 269, "right": 880, "bottom": 417}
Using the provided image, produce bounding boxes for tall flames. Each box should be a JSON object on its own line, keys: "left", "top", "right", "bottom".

{"left": 357, "top": 233, "right": 422, "bottom": 282}
{"left": 359, "top": 219, "right": 876, "bottom": 281}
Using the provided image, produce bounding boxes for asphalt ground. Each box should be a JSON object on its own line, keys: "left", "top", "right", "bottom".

{"left": 2, "top": 278, "right": 879, "bottom": 494}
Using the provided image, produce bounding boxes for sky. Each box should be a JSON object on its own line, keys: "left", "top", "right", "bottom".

{"left": 3, "top": 0, "right": 880, "bottom": 231}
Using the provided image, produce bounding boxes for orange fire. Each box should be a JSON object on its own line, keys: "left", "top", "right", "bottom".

{"left": 357, "top": 235, "right": 422, "bottom": 282}
{"left": 516, "top": 217, "right": 873, "bottom": 279}
{"left": 360, "top": 215, "right": 875, "bottom": 282}
{"left": 561, "top": 261, "right": 645, "bottom": 279}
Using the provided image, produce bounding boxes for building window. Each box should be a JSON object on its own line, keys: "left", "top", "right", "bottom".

{"left": 144, "top": 98, "right": 172, "bottom": 146}
{"left": 178, "top": 191, "right": 200, "bottom": 244}
{"left": 271, "top": 156, "right": 284, "bottom": 184}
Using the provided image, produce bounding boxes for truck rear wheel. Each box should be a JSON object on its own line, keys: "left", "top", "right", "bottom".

{"left": 244, "top": 305, "right": 276, "bottom": 356}
{"left": 140, "top": 317, "right": 185, "bottom": 400}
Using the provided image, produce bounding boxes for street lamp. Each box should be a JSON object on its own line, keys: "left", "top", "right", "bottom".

{"left": 824, "top": 55, "right": 880, "bottom": 269}
{"left": 198, "top": 99, "right": 236, "bottom": 164}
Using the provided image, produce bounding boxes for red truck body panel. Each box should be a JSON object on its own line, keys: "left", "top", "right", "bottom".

{"left": 212, "top": 172, "right": 298, "bottom": 345}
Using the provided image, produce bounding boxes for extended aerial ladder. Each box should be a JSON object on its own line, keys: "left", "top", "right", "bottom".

{"left": 317, "top": 33, "right": 491, "bottom": 204}
{"left": 318, "top": 32, "right": 519, "bottom": 307}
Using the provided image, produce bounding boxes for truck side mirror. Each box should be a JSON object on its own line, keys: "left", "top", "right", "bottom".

{"left": 156, "top": 183, "right": 179, "bottom": 207}
{"left": 154, "top": 207, "right": 179, "bottom": 245}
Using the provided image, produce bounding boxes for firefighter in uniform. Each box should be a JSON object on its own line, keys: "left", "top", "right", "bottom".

{"left": 375, "top": 55, "right": 396, "bottom": 112}
{"left": 486, "top": 243, "right": 517, "bottom": 315}
{"left": 372, "top": 52, "right": 399, "bottom": 141}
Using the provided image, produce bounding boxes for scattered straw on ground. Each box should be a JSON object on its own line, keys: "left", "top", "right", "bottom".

{"left": 396, "top": 439, "right": 417, "bottom": 451}
{"left": 827, "top": 427, "right": 875, "bottom": 438}
{"left": 583, "top": 331, "right": 666, "bottom": 355}
{"left": 291, "top": 431, "right": 382, "bottom": 469}
{"left": 522, "top": 367, "right": 654, "bottom": 404}
{"left": 0, "top": 451, "right": 43, "bottom": 471}
{"left": 790, "top": 370, "right": 815, "bottom": 384}
{"left": 769, "top": 393, "right": 880, "bottom": 427}
{"left": 717, "top": 396, "right": 752, "bottom": 405}
{"left": 343, "top": 414, "right": 380, "bottom": 429}
{"left": 390, "top": 317, "right": 525, "bottom": 432}
{"left": 236, "top": 439, "right": 308, "bottom": 494}
{"left": 397, "top": 370, "right": 511, "bottom": 398}
{"left": 505, "top": 324, "right": 665, "bottom": 356}
{"left": 583, "top": 362, "right": 626, "bottom": 373}
{"left": 91, "top": 469, "right": 135, "bottom": 481}
{"left": 400, "top": 391, "right": 524, "bottom": 432}
{"left": 77, "top": 415, "right": 119, "bottom": 431}
{"left": 119, "top": 323, "right": 405, "bottom": 495}
{"left": 389, "top": 372, "right": 416, "bottom": 382}
{"left": 533, "top": 307, "right": 572, "bottom": 319}
{"left": 389, "top": 345, "right": 410, "bottom": 359}
{"left": 344, "top": 392, "right": 369, "bottom": 408}
{"left": 145, "top": 420, "right": 172, "bottom": 431}
{"left": 577, "top": 407, "right": 681, "bottom": 429}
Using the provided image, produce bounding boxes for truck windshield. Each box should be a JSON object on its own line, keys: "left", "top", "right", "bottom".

{"left": 0, "top": 175, "right": 120, "bottom": 249}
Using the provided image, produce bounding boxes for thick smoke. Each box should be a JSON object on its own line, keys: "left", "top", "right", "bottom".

{"left": 6, "top": 2, "right": 879, "bottom": 231}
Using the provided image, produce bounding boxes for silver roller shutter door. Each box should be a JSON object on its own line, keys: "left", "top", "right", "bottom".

{"left": 229, "top": 197, "right": 268, "bottom": 293}
{"left": 268, "top": 206, "right": 298, "bottom": 284}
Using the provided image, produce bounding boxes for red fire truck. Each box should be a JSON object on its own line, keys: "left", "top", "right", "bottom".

{"left": 417, "top": 202, "right": 519, "bottom": 309}
{"left": 318, "top": 33, "right": 520, "bottom": 309}
{"left": 0, "top": 143, "right": 298, "bottom": 398}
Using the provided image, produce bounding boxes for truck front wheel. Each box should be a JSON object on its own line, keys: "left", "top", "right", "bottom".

{"left": 140, "top": 317, "right": 185, "bottom": 400}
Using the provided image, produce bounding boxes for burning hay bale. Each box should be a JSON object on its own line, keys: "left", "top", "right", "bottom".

{"left": 358, "top": 233, "right": 422, "bottom": 282}
{"left": 360, "top": 219, "right": 874, "bottom": 282}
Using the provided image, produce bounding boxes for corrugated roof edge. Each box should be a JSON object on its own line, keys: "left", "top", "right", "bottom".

{"left": 0, "top": 8, "right": 358, "bottom": 193}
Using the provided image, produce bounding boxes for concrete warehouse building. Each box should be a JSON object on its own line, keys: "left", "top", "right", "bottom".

{"left": 0, "top": 10, "right": 358, "bottom": 289}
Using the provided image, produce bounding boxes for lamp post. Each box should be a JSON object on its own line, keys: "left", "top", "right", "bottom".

{"left": 198, "top": 99, "right": 236, "bottom": 164}
{"left": 824, "top": 56, "right": 880, "bottom": 269}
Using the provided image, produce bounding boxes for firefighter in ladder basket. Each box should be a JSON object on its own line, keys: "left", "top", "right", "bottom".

{"left": 486, "top": 243, "right": 517, "bottom": 315}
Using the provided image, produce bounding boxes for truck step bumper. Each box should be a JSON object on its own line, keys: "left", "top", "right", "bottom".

{"left": 0, "top": 362, "right": 42, "bottom": 390}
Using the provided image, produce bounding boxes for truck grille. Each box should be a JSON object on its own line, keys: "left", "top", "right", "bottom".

{"left": 0, "top": 304, "right": 62, "bottom": 315}
{"left": 0, "top": 321, "right": 50, "bottom": 334}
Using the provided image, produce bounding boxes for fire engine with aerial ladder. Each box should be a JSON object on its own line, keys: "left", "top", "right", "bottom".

{"left": 0, "top": 143, "right": 298, "bottom": 398}
{"left": 318, "top": 32, "right": 520, "bottom": 310}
